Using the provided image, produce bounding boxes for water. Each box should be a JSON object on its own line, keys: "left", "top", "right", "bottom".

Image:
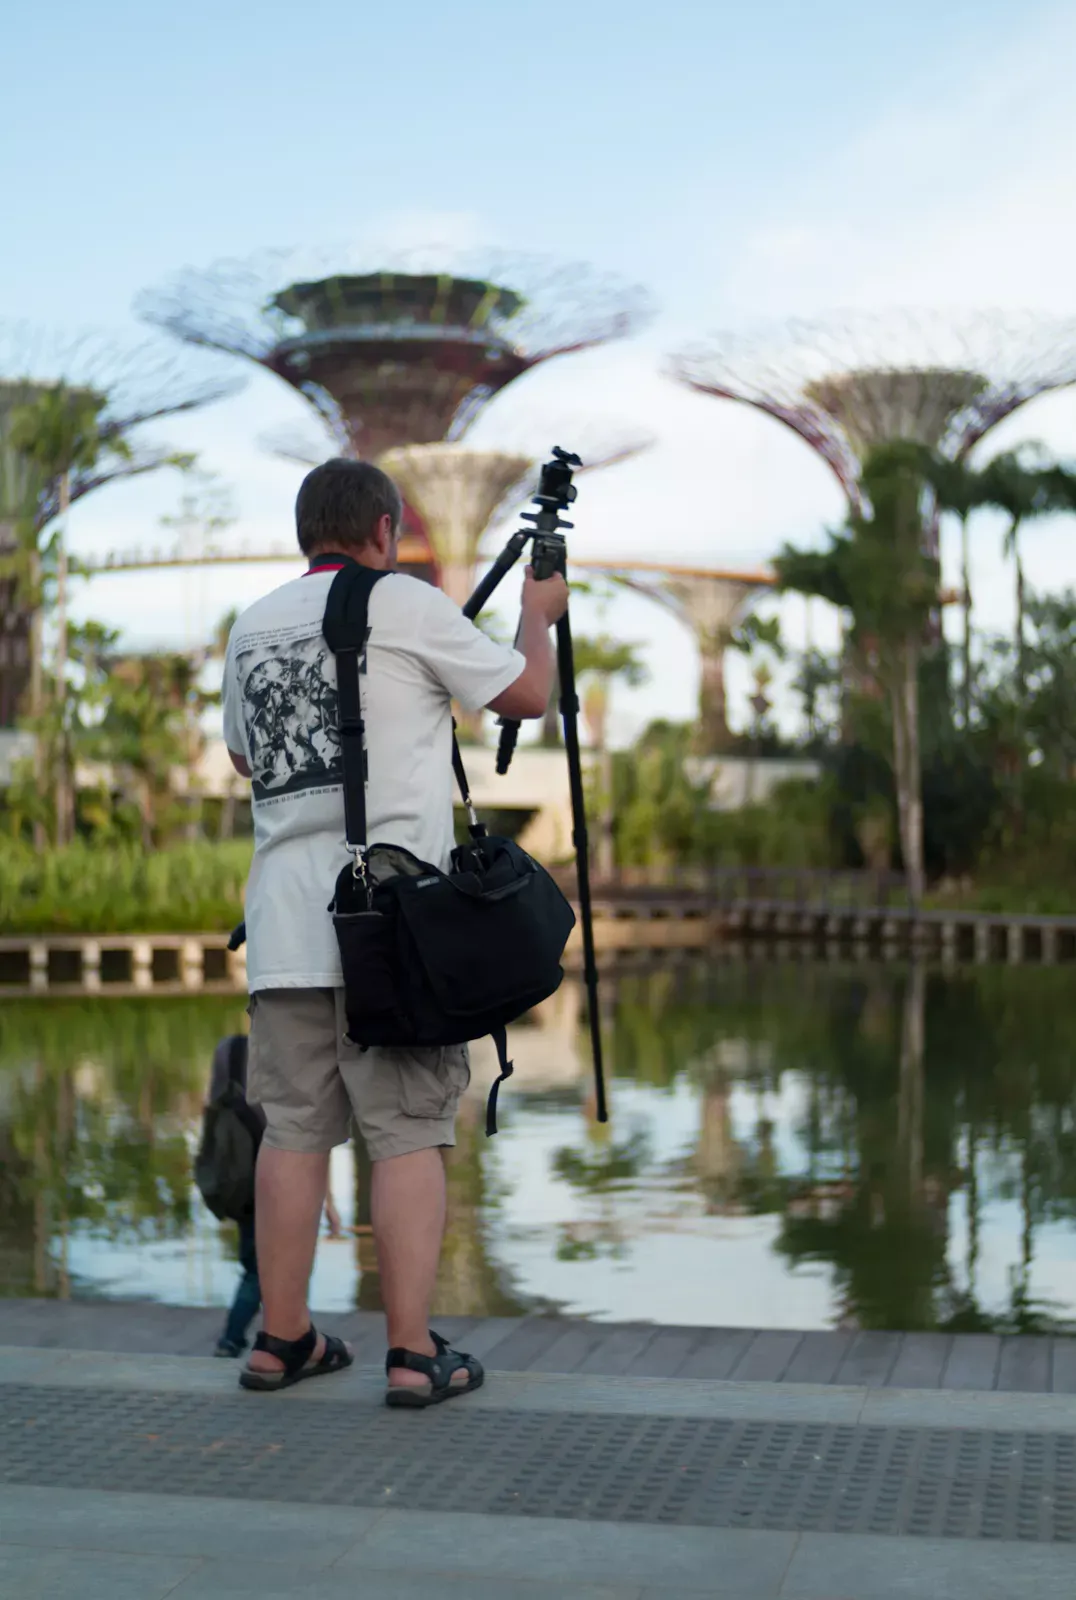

{"left": 3, "top": 958, "right": 1076, "bottom": 1334}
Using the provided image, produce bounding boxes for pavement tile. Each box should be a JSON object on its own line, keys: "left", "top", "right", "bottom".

{"left": 638, "top": 1592, "right": 775, "bottom": 1600}
{"left": 0, "top": 1485, "right": 375, "bottom": 1568}
{"left": 0, "top": 1347, "right": 67, "bottom": 1382}
{"left": 341, "top": 1509, "right": 797, "bottom": 1593}
{"left": 0, "top": 1543, "right": 198, "bottom": 1599}
{"left": 858, "top": 1384, "right": 1074, "bottom": 1432}
{"left": 780, "top": 1532, "right": 1076, "bottom": 1600}
{"left": 169, "top": 1566, "right": 635, "bottom": 1600}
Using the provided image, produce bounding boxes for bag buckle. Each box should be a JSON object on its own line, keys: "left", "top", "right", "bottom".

{"left": 347, "top": 844, "right": 368, "bottom": 884}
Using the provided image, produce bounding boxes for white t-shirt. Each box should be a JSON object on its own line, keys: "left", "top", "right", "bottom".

{"left": 222, "top": 567, "right": 524, "bottom": 991}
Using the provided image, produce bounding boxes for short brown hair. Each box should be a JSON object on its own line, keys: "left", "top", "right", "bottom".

{"left": 295, "top": 458, "right": 403, "bottom": 556}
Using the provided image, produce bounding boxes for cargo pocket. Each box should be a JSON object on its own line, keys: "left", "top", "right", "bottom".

{"left": 397, "top": 1044, "right": 471, "bottom": 1119}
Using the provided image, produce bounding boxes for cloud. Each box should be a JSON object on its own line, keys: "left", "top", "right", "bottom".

{"left": 356, "top": 208, "right": 495, "bottom": 259}
{"left": 724, "top": 5, "right": 1076, "bottom": 319}
{"left": 65, "top": 7, "right": 1076, "bottom": 745}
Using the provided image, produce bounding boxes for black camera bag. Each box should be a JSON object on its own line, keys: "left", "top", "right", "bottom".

{"left": 322, "top": 560, "right": 576, "bottom": 1134}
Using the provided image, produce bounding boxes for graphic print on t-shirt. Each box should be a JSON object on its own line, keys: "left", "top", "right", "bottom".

{"left": 235, "top": 621, "right": 347, "bottom": 803}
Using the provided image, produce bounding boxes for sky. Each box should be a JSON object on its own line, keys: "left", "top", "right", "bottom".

{"left": 3, "top": 0, "right": 1076, "bottom": 744}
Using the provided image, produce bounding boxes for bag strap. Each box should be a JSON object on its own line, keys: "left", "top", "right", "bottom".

{"left": 452, "top": 721, "right": 486, "bottom": 841}
{"left": 485, "top": 1025, "right": 514, "bottom": 1136}
{"left": 322, "top": 563, "right": 388, "bottom": 857}
{"left": 320, "top": 560, "right": 484, "bottom": 847}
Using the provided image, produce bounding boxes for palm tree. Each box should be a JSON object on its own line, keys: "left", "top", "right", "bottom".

{"left": 776, "top": 441, "right": 937, "bottom": 902}
{"left": 3, "top": 382, "right": 200, "bottom": 844}
{"left": 574, "top": 634, "right": 647, "bottom": 878}
{"left": 976, "top": 450, "right": 1076, "bottom": 694}
{"left": 8, "top": 388, "right": 118, "bottom": 844}
{"left": 921, "top": 454, "right": 986, "bottom": 729}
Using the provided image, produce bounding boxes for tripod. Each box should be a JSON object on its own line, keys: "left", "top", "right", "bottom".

{"left": 463, "top": 448, "right": 608, "bottom": 1124}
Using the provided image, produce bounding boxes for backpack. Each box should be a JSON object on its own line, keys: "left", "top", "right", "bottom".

{"left": 194, "top": 1036, "right": 264, "bottom": 1222}
{"left": 321, "top": 559, "right": 577, "bottom": 1135}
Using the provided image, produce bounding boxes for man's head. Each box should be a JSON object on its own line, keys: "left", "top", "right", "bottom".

{"left": 295, "top": 458, "right": 403, "bottom": 569}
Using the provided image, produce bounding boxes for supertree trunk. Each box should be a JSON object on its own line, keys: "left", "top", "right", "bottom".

{"left": 579, "top": 562, "right": 773, "bottom": 753}
{"left": 697, "top": 642, "right": 730, "bottom": 754}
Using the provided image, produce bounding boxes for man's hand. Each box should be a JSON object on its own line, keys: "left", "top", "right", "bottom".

{"left": 486, "top": 566, "right": 566, "bottom": 719}
{"left": 521, "top": 566, "right": 568, "bottom": 627}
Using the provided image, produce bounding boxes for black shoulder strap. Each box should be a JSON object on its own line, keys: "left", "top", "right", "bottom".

{"left": 321, "top": 564, "right": 482, "bottom": 843}
{"left": 323, "top": 564, "right": 388, "bottom": 853}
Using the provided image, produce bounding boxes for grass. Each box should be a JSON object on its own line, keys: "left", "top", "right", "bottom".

{"left": 0, "top": 839, "right": 252, "bottom": 934}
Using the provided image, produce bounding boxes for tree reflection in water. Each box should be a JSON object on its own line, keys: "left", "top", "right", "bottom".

{"left": 0, "top": 999, "right": 244, "bottom": 1298}
{"left": 4, "top": 962, "right": 1076, "bottom": 1332}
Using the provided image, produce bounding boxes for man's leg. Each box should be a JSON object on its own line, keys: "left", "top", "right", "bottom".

{"left": 371, "top": 1148, "right": 456, "bottom": 1389}
{"left": 247, "top": 1146, "right": 329, "bottom": 1370}
{"left": 341, "top": 1009, "right": 472, "bottom": 1392}
{"left": 245, "top": 989, "right": 352, "bottom": 1375}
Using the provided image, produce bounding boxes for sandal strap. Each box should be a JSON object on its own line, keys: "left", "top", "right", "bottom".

{"left": 385, "top": 1330, "right": 471, "bottom": 1390}
{"left": 252, "top": 1324, "right": 317, "bottom": 1377}
{"left": 315, "top": 1334, "right": 350, "bottom": 1372}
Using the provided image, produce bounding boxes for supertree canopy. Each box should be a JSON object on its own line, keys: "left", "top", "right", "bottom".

{"left": 578, "top": 559, "right": 774, "bottom": 754}
{"left": 379, "top": 444, "right": 534, "bottom": 609}
{"left": 137, "top": 248, "right": 652, "bottom": 460}
{"left": 0, "top": 326, "right": 236, "bottom": 726}
{"left": 671, "top": 310, "right": 1076, "bottom": 527}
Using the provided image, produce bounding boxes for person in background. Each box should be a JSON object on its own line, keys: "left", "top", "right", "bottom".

{"left": 206, "top": 1033, "right": 345, "bottom": 1357}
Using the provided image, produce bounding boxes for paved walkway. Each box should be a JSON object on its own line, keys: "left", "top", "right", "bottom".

{"left": 3, "top": 1306, "right": 1075, "bottom": 1598}
{"left": 1, "top": 1297, "right": 1069, "bottom": 1392}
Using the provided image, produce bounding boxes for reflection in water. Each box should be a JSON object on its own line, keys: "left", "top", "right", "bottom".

{"left": 3, "top": 961, "right": 1076, "bottom": 1333}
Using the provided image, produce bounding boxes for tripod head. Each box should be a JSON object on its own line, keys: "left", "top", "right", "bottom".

{"left": 462, "top": 446, "right": 582, "bottom": 621}
{"left": 520, "top": 447, "right": 582, "bottom": 580}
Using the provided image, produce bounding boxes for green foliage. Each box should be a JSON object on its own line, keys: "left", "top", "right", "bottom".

{"left": 1007, "top": 590, "right": 1076, "bottom": 776}
{"left": 776, "top": 441, "right": 940, "bottom": 654}
{"left": 572, "top": 632, "right": 648, "bottom": 687}
{"left": 0, "top": 840, "right": 251, "bottom": 934}
{"left": 611, "top": 722, "right": 712, "bottom": 867}
{"left": 610, "top": 719, "right": 834, "bottom": 869}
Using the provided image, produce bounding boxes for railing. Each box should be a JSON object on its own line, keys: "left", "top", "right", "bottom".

{"left": 555, "top": 865, "right": 909, "bottom": 909}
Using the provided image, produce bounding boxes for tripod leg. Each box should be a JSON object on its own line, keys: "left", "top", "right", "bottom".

{"left": 555, "top": 611, "right": 608, "bottom": 1123}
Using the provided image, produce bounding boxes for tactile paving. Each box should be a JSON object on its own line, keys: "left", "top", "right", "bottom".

{"left": 2, "top": 1385, "right": 1075, "bottom": 1542}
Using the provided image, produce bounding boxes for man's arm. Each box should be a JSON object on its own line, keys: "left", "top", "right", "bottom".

{"left": 228, "top": 749, "right": 251, "bottom": 778}
{"left": 487, "top": 569, "right": 568, "bottom": 720}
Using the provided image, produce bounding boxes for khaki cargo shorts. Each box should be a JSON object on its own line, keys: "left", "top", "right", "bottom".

{"left": 247, "top": 988, "right": 470, "bottom": 1161}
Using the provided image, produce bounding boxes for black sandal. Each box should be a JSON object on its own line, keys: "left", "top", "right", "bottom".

{"left": 239, "top": 1325, "right": 353, "bottom": 1392}
{"left": 385, "top": 1330, "right": 484, "bottom": 1409}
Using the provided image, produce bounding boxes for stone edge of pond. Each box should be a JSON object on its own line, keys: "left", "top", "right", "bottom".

{"left": 2, "top": 1346, "right": 1075, "bottom": 1434}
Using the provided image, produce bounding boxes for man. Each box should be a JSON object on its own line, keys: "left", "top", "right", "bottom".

{"left": 222, "top": 457, "right": 566, "bottom": 1404}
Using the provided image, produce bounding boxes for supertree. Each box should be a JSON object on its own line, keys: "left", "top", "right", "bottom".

{"left": 377, "top": 444, "right": 533, "bottom": 609}
{"left": 137, "top": 247, "right": 651, "bottom": 461}
{"left": 673, "top": 311, "right": 1076, "bottom": 900}
{"left": 0, "top": 325, "right": 236, "bottom": 727}
{"left": 577, "top": 559, "right": 775, "bottom": 753}
{"left": 670, "top": 310, "right": 1076, "bottom": 555}
{"left": 380, "top": 426, "right": 653, "bottom": 609}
